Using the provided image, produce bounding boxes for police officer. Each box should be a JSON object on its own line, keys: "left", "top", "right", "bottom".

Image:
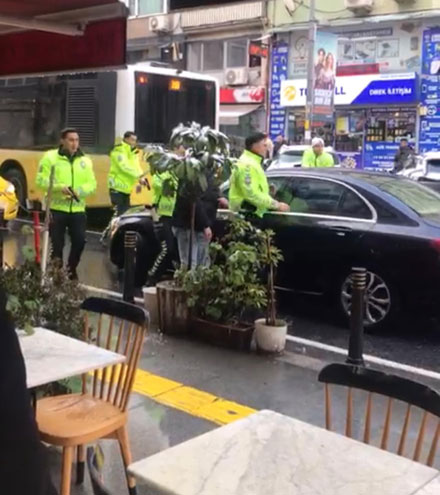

{"left": 301, "top": 137, "right": 334, "bottom": 168}
{"left": 145, "top": 146, "right": 182, "bottom": 286}
{"left": 36, "top": 128, "right": 96, "bottom": 280}
{"left": 229, "top": 132, "right": 290, "bottom": 218}
{"left": 108, "top": 131, "right": 148, "bottom": 216}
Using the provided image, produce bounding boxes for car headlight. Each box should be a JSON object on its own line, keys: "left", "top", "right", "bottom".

{"left": 5, "top": 182, "right": 15, "bottom": 194}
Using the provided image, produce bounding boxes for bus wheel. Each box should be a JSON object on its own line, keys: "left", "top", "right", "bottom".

{"left": 2, "top": 167, "right": 27, "bottom": 211}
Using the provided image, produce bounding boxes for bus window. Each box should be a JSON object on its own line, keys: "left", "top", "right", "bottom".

{"left": 135, "top": 72, "right": 216, "bottom": 144}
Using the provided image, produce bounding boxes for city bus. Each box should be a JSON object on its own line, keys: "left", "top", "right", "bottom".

{"left": 0, "top": 63, "right": 219, "bottom": 208}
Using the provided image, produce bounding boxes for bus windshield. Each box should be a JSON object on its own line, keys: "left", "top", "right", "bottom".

{"left": 135, "top": 72, "right": 216, "bottom": 144}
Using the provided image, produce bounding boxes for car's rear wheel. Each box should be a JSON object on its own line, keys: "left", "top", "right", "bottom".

{"left": 339, "top": 270, "right": 398, "bottom": 332}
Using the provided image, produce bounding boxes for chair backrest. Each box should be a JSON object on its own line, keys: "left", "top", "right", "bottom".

{"left": 80, "top": 297, "right": 149, "bottom": 412}
{"left": 318, "top": 363, "right": 440, "bottom": 468}
{"left": 87, "top": 446, "right": 114, "bottom": 495}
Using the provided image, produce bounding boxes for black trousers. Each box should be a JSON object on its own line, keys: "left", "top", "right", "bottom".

{"left": 148, "top": 216, "right": 175, "bottom": 281}
{"left": 110, "top": 189, "right": 131, "bottom": 217}
{"left": 49, "top": 210, "right": 86, "bottom": 272}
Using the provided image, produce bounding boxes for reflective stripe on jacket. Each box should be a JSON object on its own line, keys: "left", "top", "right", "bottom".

{"left": 108, "top": 141, "right": 143, "bottom": 194}
{"left": 229, "top": 149, "right": 277, "bottom": 218}
{"left": 36, "top": 148, "right": 96, "bottom": 213}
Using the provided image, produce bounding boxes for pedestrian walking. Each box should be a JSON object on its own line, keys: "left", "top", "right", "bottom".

{"left": 301, "top": 137, "right": 334, "bottom": 168}
{"left": 393, "top": 138, "right": 416, "bottom": 173}
{"left": 36, "top": 128, "right": 96, "bottom": 280}
{"left": 229, "top": 132, "right": 290, "bottom": 217}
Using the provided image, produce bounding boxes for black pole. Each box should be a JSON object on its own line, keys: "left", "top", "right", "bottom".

{"left": 123, "top": 230, "right": 137, "bottom": 303}
{"left": 0, "top": 209, "right": 5, "bottom": 270}
{"left": 347, "top": 266, "right": 367, "bottom": 366}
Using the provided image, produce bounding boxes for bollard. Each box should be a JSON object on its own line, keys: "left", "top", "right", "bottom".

{"left": 123, "top": 230, "right": 137, "bottom": 303}
{"left": 346, "top": 267, "right": 367, "bottom": 366}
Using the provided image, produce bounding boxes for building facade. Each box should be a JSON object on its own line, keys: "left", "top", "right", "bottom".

{"left": 126, "top": 0, "right": 269, "bottom": 150}
{"left": 268, "top": 0, "right": 440, "bottom": 169}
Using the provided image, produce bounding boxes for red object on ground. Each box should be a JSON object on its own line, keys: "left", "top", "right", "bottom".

{"left": 33, "top": 210, "right": 41, "bottom": 264}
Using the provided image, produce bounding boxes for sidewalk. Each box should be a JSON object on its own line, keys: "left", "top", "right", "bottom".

{"left": 47, "top": 328, "right": 440, "bottom": 494}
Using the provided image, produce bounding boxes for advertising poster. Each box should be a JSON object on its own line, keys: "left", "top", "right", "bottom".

{"left": 313, "top": 31, "right": 338, "bottom": 122}
{"left": 419, "top": 27, "right": 440, "bottom": 153}
{"left": 269, "top": 41, "right": 288, "bottom": 141}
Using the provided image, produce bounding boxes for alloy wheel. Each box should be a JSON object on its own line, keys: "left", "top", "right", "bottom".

{"left": 341, "top": 271, "right": 392, "bottom": 327}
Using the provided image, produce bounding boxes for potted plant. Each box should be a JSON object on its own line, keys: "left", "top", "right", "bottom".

{"left": 147, "top": 122, "right": 233, "bottom": 335}
{"left": 174, "top": 218, "right": 266, "bottom": 350}
{"left": 254, "top": 229, "right": 288, "bottom": 354}
{"left": 0, "top": 241, "right": 85, "bottom": 393}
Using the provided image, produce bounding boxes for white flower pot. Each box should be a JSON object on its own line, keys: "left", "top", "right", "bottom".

{"left": 143, "top": 286, "right": 158, "bottom": 326}
{"left": 255, "top": 318, "right": 288, "bottom": 354}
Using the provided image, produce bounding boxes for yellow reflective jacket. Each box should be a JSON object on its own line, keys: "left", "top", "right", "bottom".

{"left": 36, "top": 148, "right": 96, "bottom": 213}
{"left": 108, "top": 141, "right": 143, "bottom": 194}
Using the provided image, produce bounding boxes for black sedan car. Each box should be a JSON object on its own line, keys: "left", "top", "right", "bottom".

{"left": 110, "top": 169, "right": 440, "bottom": 331}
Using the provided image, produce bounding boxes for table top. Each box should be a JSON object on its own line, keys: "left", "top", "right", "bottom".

{"left": 129, "top": 410, "right": 440, "bottom": 495}
{"left": 19, "top": 327, "right": 125, "bottom": 389}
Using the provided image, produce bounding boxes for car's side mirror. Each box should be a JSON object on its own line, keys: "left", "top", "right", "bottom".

{"left": 263, "top": 159, "right": 272, "bottom": 170}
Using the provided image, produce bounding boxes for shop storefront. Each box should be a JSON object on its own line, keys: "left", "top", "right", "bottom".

{"left": 280, "top": 72, "right": 418, "bottom": 170}
{"left": 219, "top": 86, "right": 265, "bottom": 154}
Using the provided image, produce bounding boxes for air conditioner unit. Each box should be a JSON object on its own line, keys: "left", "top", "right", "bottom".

{"left": 149, "top": 16, "right": 170, "bottom": 33}
{"left": 344, "top": 0, "right": 374, "bottom": 14}
{"left": 225, "top": 68, "right": 249, "bottom": 86}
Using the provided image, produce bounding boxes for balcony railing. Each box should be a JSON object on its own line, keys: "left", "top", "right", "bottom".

{"left": 181, "top": 1, "right": 264, "bottom": 29}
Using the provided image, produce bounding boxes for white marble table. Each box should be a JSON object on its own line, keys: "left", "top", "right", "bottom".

{"left": 129, "top": 410, "right": 440, "bottom": 495}
{"left": 19, "top": 327, "right": 125, "bottom": 389}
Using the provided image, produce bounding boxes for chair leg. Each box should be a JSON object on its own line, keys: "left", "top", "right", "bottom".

{"left": 77, "top": 445, "right": 85, "bottom": 484}
{"left": 61, "top": 446, "right": 74, "bottom": 495}
{"left": 116, "top": 426, "right": 137, "bottom": 495}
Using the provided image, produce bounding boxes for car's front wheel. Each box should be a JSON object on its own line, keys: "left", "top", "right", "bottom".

{"left": 339, "top": 270, "right": 398, "bottom": 332}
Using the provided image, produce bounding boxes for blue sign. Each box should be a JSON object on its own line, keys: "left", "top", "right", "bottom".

{"left": 351, "top": 77, "right": 417, "bottom": 105}
{"left": 337, "top": 152, "right": 362, "bottom": 169}
{"left": 269, "top": 42, "right": 288, "bottom": 141}
{"left": 419, "top": 28, "right": 440, "bottom": 153}
{"left": 363, "top": 142, "right": 399, "bottom": 170}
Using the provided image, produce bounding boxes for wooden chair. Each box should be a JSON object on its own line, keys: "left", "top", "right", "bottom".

{"left": 36, "top": 297, "right": 149, "bottom": 495}
{"left": 318, "top": 363, "right": 440, "bottom": 468}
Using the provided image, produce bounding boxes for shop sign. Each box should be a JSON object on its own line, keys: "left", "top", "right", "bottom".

{"left": 249, "top": 43, "right": 268, "bottom": 58}
{"left": 419, "top": 27, "right": 440, "bottom": 153}
{"left": 363, "top": 142, "right": 399, "bottom": 170}
{"left": 220, "top": 87, "right": 265, "bottom": 104}
{"left": 268, "top": 42, "right": 289, "bottom": 141}
{"left": 337, "top": 152, "right": 362, "bottom": 169}
{"left": 280, "top": 73, "right": 417, "bottom": 107}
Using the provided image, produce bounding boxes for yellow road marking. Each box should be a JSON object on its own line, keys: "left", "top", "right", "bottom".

{"left": 132, "top": 368, "right": 256, "bottom": 425}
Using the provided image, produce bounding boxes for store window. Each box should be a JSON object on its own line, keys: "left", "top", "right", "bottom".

{"left": 227, "top": 39, "right": 248, "bottom": 68}
{"left": 203, "top": 41, "right": 224, "bottom": 71}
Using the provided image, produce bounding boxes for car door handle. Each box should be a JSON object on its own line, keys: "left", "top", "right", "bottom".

{"left": 330, "top": 226, "right": 352, "bottom": 235}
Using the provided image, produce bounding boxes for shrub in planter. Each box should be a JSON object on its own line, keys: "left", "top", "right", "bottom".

{"left": 175, "top": 218, "right": 268, "bottom": 349}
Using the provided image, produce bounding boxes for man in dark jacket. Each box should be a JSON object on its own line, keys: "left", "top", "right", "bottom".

{"left": 0, "top": 287, "right": 58, "bottom": 495}
{"left": 172, "top": 170, "right": 221, "bottom": 269}
{"left": 393, "top": 138, "right": 415, "bottom": 173}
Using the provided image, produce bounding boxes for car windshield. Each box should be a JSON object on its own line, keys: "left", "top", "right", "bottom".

{"left": 361, "top": 175, "right": 440, "bottom": 218}
{"left": 427, "top": 159, "right": 440, "bottom": 168}
{"left": 279, "top": 151, "right": 303, "bottom": 163}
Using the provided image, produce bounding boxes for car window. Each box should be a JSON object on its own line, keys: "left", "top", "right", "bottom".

{"left": 360, "top": 175, "right": 440, "bottom": 219}
{"left": 288, "top": 178, "right": 344, "bottom": 215}
{"left": 279, "top": 152, "right": 303, "bottom": 163}
{"left": 338, "top": 189, "right": 372, "bottom": 219}
{"left": 267, "top": 177, "right": 295, "bottom": 204}
{"left": 427, "top": 159, "right": 440, "bottom": 168}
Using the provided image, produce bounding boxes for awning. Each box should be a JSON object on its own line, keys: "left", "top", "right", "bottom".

{"left": 0, "top": 0, "right": 128, "bottom": 77}
{"left": 220, "top": 104, "right": 261, "bottom": 126}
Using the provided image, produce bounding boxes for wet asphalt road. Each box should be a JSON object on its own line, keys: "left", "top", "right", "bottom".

{"left": 7, "top": 217, "right": 440, "bottom": 373}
